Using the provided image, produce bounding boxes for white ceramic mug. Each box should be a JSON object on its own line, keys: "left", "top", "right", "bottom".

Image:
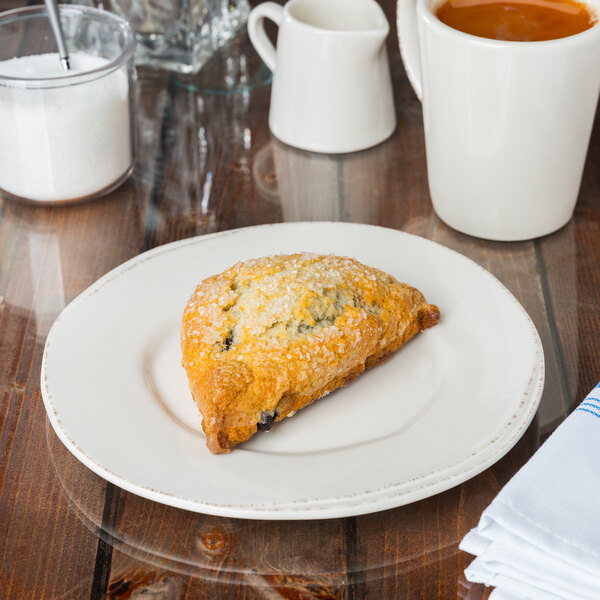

{"left": 398, "top": 0, "right": 600, "bottom": 241}
{"left": 248, "top": 0, "right": 396, "bottom": 153}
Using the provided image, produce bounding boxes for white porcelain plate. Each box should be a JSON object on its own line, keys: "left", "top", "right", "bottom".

{"left": 41, "top": 222, "right": 544, "bottom": 519}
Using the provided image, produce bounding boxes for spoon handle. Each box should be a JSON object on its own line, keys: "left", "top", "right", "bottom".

{"left": 44, "top": 0, "right": 70, "bottom": 70}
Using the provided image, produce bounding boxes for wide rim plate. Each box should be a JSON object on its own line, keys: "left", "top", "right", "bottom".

{"left": 41, "top": 222, "right": 544, "bottom": 519}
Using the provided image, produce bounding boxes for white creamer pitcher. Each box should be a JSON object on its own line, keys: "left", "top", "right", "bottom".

{"left": 248, "top": 0, "right": 396, "bottom": 153}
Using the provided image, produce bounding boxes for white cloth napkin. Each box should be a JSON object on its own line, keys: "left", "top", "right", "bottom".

{"left": 460, "top": 383, "right": 600, "bottom": 600}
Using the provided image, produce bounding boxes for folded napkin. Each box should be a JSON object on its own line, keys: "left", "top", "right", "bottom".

{"left": 460, "top": 383, "right": 600, "bottom": 600}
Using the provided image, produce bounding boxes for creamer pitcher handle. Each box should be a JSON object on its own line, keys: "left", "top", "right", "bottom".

{"left": 397, "top": 0, "right": 422, "bottom": 100}
{"left": 248, "top": 2, "right": 283, "bottom": 72}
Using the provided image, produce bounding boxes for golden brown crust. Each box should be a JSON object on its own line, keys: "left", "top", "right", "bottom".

{"left": 181, "top": 253, "right": 440, "bottom": 453}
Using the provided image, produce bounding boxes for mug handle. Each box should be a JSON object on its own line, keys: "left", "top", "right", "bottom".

{"left": 247, "top": 2, "right": 284, "bottom": 72}
{"left": 397, "top": 0, "right": 422, "bottom": 100}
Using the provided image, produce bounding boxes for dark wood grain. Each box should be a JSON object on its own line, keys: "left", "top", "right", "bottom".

{"left": 2, "top": 0, "right": 600, "bottom": 598}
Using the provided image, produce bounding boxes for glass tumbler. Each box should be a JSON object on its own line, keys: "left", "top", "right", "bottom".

{"left": 0, "top": 5, "right": 136, "bottom": 205}
{"left": 107, "top": 0, "right": 250, "bottom": 73}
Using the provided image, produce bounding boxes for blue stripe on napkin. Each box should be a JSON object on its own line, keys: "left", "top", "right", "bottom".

{"left": 576, "top": 407, "right": 600, "bottom": 419}
{"left": 576, "top": 388, "right": 600, "bottom": 419}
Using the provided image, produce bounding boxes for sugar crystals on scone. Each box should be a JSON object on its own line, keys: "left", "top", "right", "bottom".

{"left": 181, "top": 253, "right": 440, "bottom": 453}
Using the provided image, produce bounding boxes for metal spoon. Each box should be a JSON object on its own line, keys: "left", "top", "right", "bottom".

{"left": 44, "top": 0, "right": 70, "bottom": 71}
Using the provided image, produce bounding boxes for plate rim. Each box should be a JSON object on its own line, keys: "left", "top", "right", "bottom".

{"left": 41, "top": 221, "right": 545, "bottom": 519}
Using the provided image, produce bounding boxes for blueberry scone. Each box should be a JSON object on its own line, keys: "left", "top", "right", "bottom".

{"left": 181, "top": 253, "right": 440, "bottom": 453}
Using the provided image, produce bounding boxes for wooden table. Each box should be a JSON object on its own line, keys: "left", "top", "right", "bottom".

{"left": 2, "top": 0, "right": 600, "bottom": 597}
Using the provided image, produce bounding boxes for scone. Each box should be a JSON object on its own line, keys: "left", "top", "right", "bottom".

{"left": 181, "top": 253, "right": 440, "bottom": 453}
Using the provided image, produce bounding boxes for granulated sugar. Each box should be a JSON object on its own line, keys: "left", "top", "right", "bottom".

{"left": 0, "top": 52, "right": 132, "bottom": 202}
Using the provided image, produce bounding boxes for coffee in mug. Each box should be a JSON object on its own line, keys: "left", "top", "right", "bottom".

{"left": 435, "top": 0, "right": 597, "bottom": 41}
